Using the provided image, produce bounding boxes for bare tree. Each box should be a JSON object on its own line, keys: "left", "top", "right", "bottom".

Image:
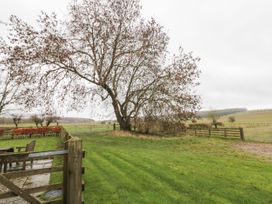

{"left": 208, "top": 111, "right": 223, "bottom": 128}
{"left": 0, "top": 64, "right": 31, "bottom": 115}
{"left": 1, "top": 0, "right": 200, "bottom": 130}
{"left": 228, "top": 116, "right": 236, "bottom": 123}
{"left": 45, "top": 115, "right": 60, "bottom": 126}
{"left": 31, "top": 114, "right": 44, "bottom": 127}
{"left": 11, "top": 114, "right": 22, "bottom": 128}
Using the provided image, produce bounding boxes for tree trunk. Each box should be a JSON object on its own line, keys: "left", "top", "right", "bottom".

{"left": 111, "top": 100, "right": 131, "bottom": 131}
{"left": 113, "top": 105, "right": 131, "bottom": 131}
{"left": 103, "top": 84, "right": 132, "bottom": 131}
{"left": 119, "top": 120, "right": 131, "bottom": 131}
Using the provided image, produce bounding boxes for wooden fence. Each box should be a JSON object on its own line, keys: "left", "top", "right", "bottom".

{"left": 0, "top": 127, "right": 61, "bottom": 140}
{"left": 112, "top": 123, "right": 244, "bottom": 140}
{"left": 0, "top": 128, "right": 84, "bottom": 204}
{"left": 186, "top": 127, "right": 245, "bottom": 140}
{"left": 0, "top": 128, "right": 13, "bottom": 139}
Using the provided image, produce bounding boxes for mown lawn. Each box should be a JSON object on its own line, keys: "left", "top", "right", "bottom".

{"left": 0, "top": 136, "right": 61, "bottom": 152}
{"left": 66, "top": 126, "right": 272, "bottom": 204}
{"left": 1, "top": 126, "right": 271, "bottom": 203}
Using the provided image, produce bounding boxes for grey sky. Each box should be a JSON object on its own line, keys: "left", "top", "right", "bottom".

{"left": 0, "top": 0, "right": 271, "bottom": 118}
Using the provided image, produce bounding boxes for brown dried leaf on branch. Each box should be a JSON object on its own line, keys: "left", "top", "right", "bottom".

{"left": 1, "top": 0, "right": 201, "bottom": 130}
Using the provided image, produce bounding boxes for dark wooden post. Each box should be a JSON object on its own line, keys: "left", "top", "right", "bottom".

{"left": 194, "top": 129, "right": 197, "bottom": 136}
{"left": 208, "top": 128, "right": 211, "bottom": 136}
{"left": 224, "top": 128, "right": 227, "bottom": 137}
{"left": 239, "top": 128, "right": 245, "bottom": 141}
{"left": 113, "top": 123, "right": 116, "bottom": 130}
{"left": 64, "top": 137, "right": 83, "bottom": 204}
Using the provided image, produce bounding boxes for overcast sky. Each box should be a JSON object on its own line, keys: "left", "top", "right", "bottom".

{"left": 0, "top": 0, "right": 271, "bottom": 119}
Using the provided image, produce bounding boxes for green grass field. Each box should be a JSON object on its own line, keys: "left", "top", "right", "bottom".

{"left": 65, "top": 125, "right": 272, "bottom": 204}
{"left": 0, "top": 126, "right": 272, "bottom": 203}
{"left": 1, "top": 110, "right": 272, "bottom": 203}
{"left": 0, "top": 136, "right": 61, "bottom": 152}
{"left": 199, "top": 109, "right": 272, "bottom": 143}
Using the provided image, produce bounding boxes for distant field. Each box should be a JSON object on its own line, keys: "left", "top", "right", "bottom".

{"left": 1, "top": 109, "right": 272, "bottom": 142}
{"left": 62, "top": 110, "right": 272, "bottom": 143}
{"left": 221, "top": 110, "right": 272, "bottom": 143}
{"left": 220, "top": 110, "right": 272, "bottom": 124}
{"left": 199, "top": 110, "right": 272, "bottom": 143}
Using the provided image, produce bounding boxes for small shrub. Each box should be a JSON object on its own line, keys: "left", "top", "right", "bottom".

{"left": 159, "top": 121, "right": 186, "bottom": 133}
{"left": 191, "top": 119, "right": 197, "bottom": 123}
{"left": 135, "top": 118, "right": 186, "bottom": 134}
{"left": 228, "top": 116, "right": 236, "bottom": 123}
{"left": 188, "top": 123, "right": 211, "bottom": 129}
{"left": 211, "top": 122, "right": 224, "bottom": 128}
{"left": 31, "top": 115, "right": 44, "bottom": 127}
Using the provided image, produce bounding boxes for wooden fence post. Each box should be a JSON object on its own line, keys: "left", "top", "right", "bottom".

{"left": 224, "top": 128, "right": 227, "bottom": 137}
{"left": 64, "top": 137, "right": 83, "bottom": 204}
{"left": 63, "top": 141, "right": 68, "bottom": 204}
{"left": 208, "top": 128, "right": 211, "bottom": 137}
{"left": 60, "top": 127, "right": 67, "bottom": 142}
{"left": 113, "top": 123, "right": 116, "bottom": 130}
{"left": 239, "top": 128, "right": 245, "bottom": 141}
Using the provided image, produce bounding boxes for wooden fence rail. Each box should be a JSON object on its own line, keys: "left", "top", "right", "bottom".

{"left": 0, "top": 127, "right": 84, "bottom": 204}
{"left": 186, "top": 127, "right": 245, "bottom": 140}
{"left": 0, "top": 126, "right": 61, "bottom": 140}
{"left": 112, "top": 123, "right": 244, "bottom": 140}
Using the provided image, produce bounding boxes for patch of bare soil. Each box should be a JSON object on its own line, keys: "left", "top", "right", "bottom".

{"left": 234, "top": 142, "right": 272, "bottom": 158}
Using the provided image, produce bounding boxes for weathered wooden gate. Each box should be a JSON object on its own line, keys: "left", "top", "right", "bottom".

{"left": 0, "top": 129, "right": 84, "bottom": 204}
{"left": 187, "top": 127, "right": 245, "bottom": 140}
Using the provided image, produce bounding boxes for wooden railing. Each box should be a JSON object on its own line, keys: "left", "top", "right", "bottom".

{"left": 112, "top": 123, "right": 244, "bottom": 140}
{"left": 0, "top": 127, "right": 13, "bottom": 139}
{"left": 0, "top": 127, "right": 84, "bottom": 204}
{"left": 186, "top": 127, "right": 245, "bottom": 141}
{"left": 0, "top": 126, "right": 61, "bottom": 140}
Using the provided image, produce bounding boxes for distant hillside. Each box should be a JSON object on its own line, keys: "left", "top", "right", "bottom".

{"left": 220, "top": 109, "right": 272, "bottom": 123}
{"left": 59, "top": 117, "right": 95, "bottom": 123}
{"left": 198, "top": 108, "right": 247, "bottom": 118}
{"left": 0, "top": 117, "right": 95, "bottom": 124}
